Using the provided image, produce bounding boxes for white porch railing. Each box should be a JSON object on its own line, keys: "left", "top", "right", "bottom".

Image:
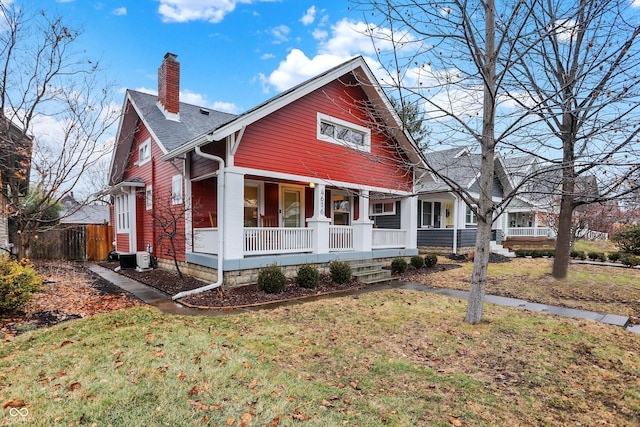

{"left": 193, "top": 228, "right": 219, "bottom": 254}
{"left": 372, "top": 229, "right": 407, "bottom": 249}
{"left": 506, "top": 227, "right": 551, "bottom": 238}
{"left": 329, "top": 225, "right": 354, "bottom": 252}
{"left": 244, "top": 227, "right": 313, "bottom": 256}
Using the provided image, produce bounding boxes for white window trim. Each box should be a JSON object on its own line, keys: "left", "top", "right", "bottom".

{"left": 172, "top": 175, "right": 183, "bottom": 205}
{"left": 115, "top": 193, "right": 130, "bottom": 233}
{"left": 145, "top": 185, "right": 153, "bottom": 211}
{"left": 370, "top": 200, "right": 397, "bottom": 216}
{"left": 138, "top": 138, "right": 151, "bottom": 166}
{"left": 317, "top": 112, "right": 371, "bottom": 152}
{"left": 466, "top": 206, "right": 478, "bottom": 226}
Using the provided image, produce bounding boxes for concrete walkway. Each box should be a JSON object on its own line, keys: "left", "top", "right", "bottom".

{"left": 88, "top": 264, "right": 638, "bottom": 333}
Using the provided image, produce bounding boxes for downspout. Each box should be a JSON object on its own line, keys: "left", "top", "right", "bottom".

{"left": 172, "top": 145, "right": 225, "bottom": 300}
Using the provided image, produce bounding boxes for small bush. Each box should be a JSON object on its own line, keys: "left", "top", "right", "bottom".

{"left": 620, "top": 254, "right": 640, "bottom": 267}
{"left": 391, "top": 257, "right": 408, "bottom": 274}
{"left": 514, "top": 249, "right": 527, "bottom": 257}
{"left": 531, "top": 250, "right": 543, "bottom": 258}
{"left": 612, "top": 224, "right": 640, "bottom": 255}
{"left": 296, "top": 264, "right": 319, "bottom": 289}
{"left": 0, "top": 256, "right": 43, "bottom": 315}
{"left": 607, "top": 252, "right": 621, "bottom": 262}
{"left": 424, "top": 253, "right": 438, "bottom": 268}
{"left": 329, "top": 261, "right": 352, "bottom": 284}
{"left": 410, "top": 255, "right": 425, "bottom": 269}
{"left": 257, "top": 263, "right": 286, "bottom": 294}
{"left": 570, "top": 250, "right": 586, "bottom": 260}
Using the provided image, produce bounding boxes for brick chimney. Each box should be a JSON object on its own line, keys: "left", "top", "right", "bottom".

{"left": 157, "top": 52, "right": 180, "bottom": 121}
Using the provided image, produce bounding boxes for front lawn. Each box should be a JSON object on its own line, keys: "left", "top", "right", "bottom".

{"left": 1, "top": 288, "right": 639, "bottom": 426}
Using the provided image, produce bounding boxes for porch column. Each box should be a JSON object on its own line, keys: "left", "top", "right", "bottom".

{"left": 401, "top": 195, "right": 418, "bottom": 250}
{"left": 307, "top": 183, "right": 330, "bottom": 254}
{"left": 223, "top": 169, "right": 245, "bottom": 259}
{"left": 353, "top": 190, "right": 373, "bottom": 252}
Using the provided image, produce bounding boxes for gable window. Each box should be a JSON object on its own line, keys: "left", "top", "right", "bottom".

{"left": 420, "top": 201, "right": 442, "bottom": 228}
{"left": 172, "top": 175, "right": 183, "bottom": 205}
{"left": 317, "top": 113, "right": 370, "bottom": 152}
{"left": 465, "top": 206, "right": 478, "bottom": 226}
{"left": 145, "top": 185, "right": 153, "bottom": 210}
{"left": 138, "top": 138, "right": 151, "bottom": 166}
{"left": 370, "top": 201, "right": 396, "bottom": 216}
{"left": 115, "top": 193, "right": 130, "bottom": 232}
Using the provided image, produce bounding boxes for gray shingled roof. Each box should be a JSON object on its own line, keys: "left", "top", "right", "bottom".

{"left": 129, "top": 90, "right": 237, "bottom": 152}
{"left": 420, "top": 148, "right": 481, "bottom": 192}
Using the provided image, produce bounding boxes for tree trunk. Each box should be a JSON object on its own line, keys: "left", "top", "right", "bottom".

{"left": 552, "top": 194, "right": 574, "bottom": 278}
{"left": 465, "top": 0, "right": 496, "bottom": 325}
{"left": 465, "top": 216, "right": 493, "bottom": 324}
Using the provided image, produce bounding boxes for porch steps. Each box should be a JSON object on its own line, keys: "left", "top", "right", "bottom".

{"left": 490, "top": 242, "right": 515, "bottom": 258}
{"left": 349, "top": 262, "right": 396, "bottom": 285}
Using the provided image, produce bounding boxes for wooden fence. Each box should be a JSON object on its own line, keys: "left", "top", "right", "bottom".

{"left": 31, "top": 224, "right": 113, "bottom": 261}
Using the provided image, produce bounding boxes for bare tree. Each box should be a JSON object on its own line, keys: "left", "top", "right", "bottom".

{"left": 505, "top": 0, "right": 640, "bottom": 278}
{"left": 0, "top": 3, "right": 119, "bottom": 259}
{"left": 352, "top": 0, "right": 537, "bottom": 324}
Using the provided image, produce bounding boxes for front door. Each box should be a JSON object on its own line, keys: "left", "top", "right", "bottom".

{"left": 282, "top": 187, "right": 303, "bottom": 227}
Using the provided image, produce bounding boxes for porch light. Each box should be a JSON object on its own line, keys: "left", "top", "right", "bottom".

{"left": 309, "top": 182, "right": 316, "bottom": 188}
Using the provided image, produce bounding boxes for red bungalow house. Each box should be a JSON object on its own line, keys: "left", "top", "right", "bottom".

{"left": 109, "top": 53, "right": 424, "bottom": 298}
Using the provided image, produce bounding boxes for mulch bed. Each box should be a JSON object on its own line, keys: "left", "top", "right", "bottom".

{"left": 97, "top": 261, "right": 459, "bottom": 309}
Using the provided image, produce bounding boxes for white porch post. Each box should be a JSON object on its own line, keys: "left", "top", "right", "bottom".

{"left": 401, "top": 195, "right": 418, "bottom": 250}
{"left": 307, "top": 183, "right": 330, "bottom": 254}
{"left": 184, "top": 154, "right": 193, "bottom": 253}
{"left": 223, "top": 169, "right": 245, "bottom": 259}
{"left": 353, "top": 190, "right": 373, "bottom": 252}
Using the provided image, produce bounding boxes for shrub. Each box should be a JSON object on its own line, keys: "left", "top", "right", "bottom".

{"left": 424, "top": 253, "right": 438, "bottom": 268}
{"left": 531, "top": 249, "right": 543, "bottom": 258}
{"left": 257, "top": 263, "right": 286, "bottom": 294}
{"left": 410, "top": 255, "right": 425, "bottom": 269}
{"left": 514, "top": 249, "right": 527, "bottom": 257}
{"left": 612, "top": 224, "right": 640, "bottom": 255}
{"left": 620, "top": 254, "right": 640, "bottom": 268}
{"left": 570, "top": 250, "right": 586, "bottom": 260}
{"left": 296, "top": 264, "right": 319, "bottom": 289}
{"left": 391, "top": 257, "right": 408, "bottom": 274}
{"left": 329, "top": 261, "right": 352, "bottom": 284}
{"left": 0, "top": 256, "right": 43, "bottom": 315}
{"left": 607, "top": 252, "right": 621, "bottom": 262}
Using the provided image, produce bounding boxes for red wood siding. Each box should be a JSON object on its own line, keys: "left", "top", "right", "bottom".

{"left": 264, "top": 183, "right": 279, "bottom": 220}
{"left": 118, "top": 119, "right": 186, "bottom": 262}
{"left": 234, "top": 75, "right": 412, "bottom": 192}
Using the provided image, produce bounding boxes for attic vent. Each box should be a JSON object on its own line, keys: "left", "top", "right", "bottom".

{"left": 199, "top": 108, "right": 210, "bottom": 115}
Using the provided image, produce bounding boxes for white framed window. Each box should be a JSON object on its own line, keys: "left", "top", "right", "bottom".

{"left": 420, "top": 200, "right": 442, "bottom": 228}
{"left": 138, "top": 138, "right": 151, "bottom": 166}
{"left": 370, "top": 201, "right": 396, "bottom": 216}
{"left": 115, "top": 193, "right": 130, "bottom": 233}
{"left": 172, "top": 175, "right": 183, "bottom": 205}
{"left": 317, "top": 113, "right": 370, "bottom": 152}
{"left": 145, "top": 185, "right": 153, "bottom": 210}
{"left": 466, "top": 206, "right": 478, "bottom": 226}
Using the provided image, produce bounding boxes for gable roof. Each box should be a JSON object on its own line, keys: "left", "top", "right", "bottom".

{"left": 160, "top": 56, "right": 425, "bottom": 167}
{"left": 109, "top": 91, "right": 236, "bottom": 185}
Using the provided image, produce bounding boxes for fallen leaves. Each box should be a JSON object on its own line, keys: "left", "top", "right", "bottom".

{"left": 3, "top": 399, "right": 26, "bottom": 408}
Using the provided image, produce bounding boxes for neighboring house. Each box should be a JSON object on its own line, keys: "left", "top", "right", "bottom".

{"left": 109, "top": 53, "right": 424, "bottom": 288}
{"left": 414, "top": 147, "right": 509, "bottom": 254}
{"left": 0, "top": 113, "right": 33, "bottom": 252}
{"left": 60, "top": 193, "right": 110, "bottom": 226}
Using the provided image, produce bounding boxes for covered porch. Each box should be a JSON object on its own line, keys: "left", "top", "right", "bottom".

{"left": 187, "top": 171, "right": 416, "bottom": 261}
{"left": 503, "top": 210, "right": 554, "bottom": 239}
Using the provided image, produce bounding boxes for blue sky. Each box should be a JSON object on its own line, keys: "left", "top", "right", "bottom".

{"left": 40, "top": 0, "right": 376, "bottom": 114}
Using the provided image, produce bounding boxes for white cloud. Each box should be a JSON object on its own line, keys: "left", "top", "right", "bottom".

{"left": 300, "top": 6, "right": 316, "bottom": 26}
{"left": 133, "top": 87, "right": 239, "bottom": 114}
{"left": 260, "top": 19, "right": 411, "bottom": 92}
{"left": 312, "top": 28, "right": 328, "bottom": 40}
{"left": 112, "top": 7, "right": 127, "bottom": 16}
{"left": 260, "top": 53, "right": 275, "bottom": 60}
{"left": 271, "top": 24, "right": 290, "bottom": 43}
{"left": 633, "top": 0, "right": 640, "bottom": 8}
{"left": 158, "top": 0, "right": 247, "bottom": 23}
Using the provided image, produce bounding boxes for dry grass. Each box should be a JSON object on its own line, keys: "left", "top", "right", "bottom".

{"left": 406, "top": 257, "right": 640, "bottom": 322}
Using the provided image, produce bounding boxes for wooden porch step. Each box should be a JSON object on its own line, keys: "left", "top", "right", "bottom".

{"left": 349, "top": 262, "right": 395, "bottom": 285}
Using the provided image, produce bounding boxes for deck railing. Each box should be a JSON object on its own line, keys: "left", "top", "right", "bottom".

{"left": 243, "top": 227, "right": 313, "bottom": 256}
{"left": 329, "top": 225, "right": 354, "bottom": 252}
{"left": 505, "top": 227, "right": 552, "bottom": 238}
{"left": 372, "top": 229, "right": 407, "bottom": 249}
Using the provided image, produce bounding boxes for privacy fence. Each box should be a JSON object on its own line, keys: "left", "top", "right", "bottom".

{"left": 30, "top": 224, "right": 113, "bottom": 261}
